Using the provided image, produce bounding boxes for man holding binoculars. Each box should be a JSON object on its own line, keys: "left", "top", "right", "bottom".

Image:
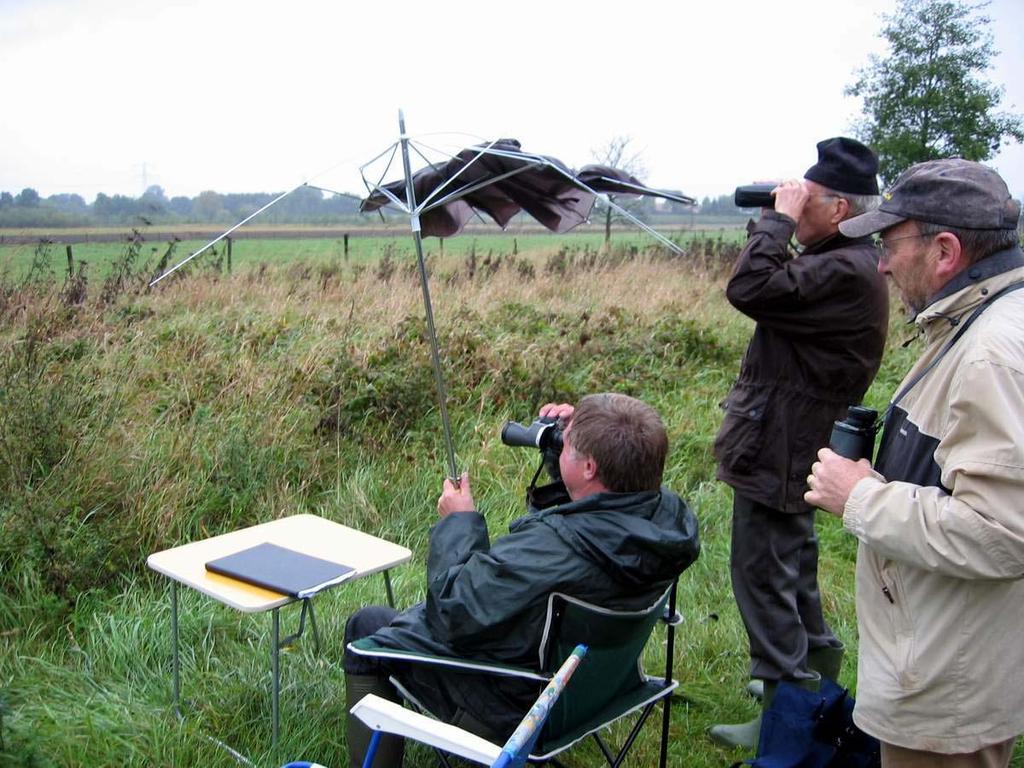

{"left": 710, "top": 137, "right": 890, "bottom": 749}
{"left": 342, "top": 393, "right": 700, "bottom": 768}
{"left": 806, "top": 159, "right": 1024, "bottom": 767}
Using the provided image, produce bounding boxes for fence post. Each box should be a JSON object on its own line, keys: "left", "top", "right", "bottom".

{"left": 66, "top": 245, "right": 74, "bottom": 278}
{"left": 226, "top": 236, "right": 232, "bottom": 274}
{"left": 343, "top": 233, "right": 349, "bottom": 260}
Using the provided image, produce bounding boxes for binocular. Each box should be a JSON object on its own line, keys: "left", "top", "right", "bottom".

{"left": 829, "top": 406, "right": 878, "bottom": 462}
{"left": 733, "top": 183, "right": 776, "bottom": 209}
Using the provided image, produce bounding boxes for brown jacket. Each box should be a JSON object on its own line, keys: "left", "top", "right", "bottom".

{"left": 714, "top": 211, "right": 889, "bottom": 512}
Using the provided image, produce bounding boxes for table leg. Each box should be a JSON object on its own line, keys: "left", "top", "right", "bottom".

{"left": 384, "top": 569, "right": 396, "bottom": 608}
{"left": 271, "top": 607, "right": 280, "bottom": 747}
{"left": 171, "top": 580, "right": 181, "bottom": 716}
{"left": 306, "top": 599, "right": 321, "bottom": 653}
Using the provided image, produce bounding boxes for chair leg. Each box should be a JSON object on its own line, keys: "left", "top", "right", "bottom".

{"left": 660, "top": 580, "right": 678, "bottom": 768}
{"left": 611, "top": 701, "right": 658, "bottom": 768}
{"left": 659, "top": 689, "right": 671, "bottom": 768}
{"left": 593, "top": 732, "right": 616, "bottom": 765}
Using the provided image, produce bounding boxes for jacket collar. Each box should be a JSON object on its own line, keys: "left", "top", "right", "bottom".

{"left": 916, "top": 245, "right": 1024, "bottom": 331}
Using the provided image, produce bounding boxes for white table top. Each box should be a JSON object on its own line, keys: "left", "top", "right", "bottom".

{"left": 147, "top": 514, "right": 412, "bottom": 612}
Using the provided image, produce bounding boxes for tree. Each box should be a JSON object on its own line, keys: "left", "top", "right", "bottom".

{"left": 46, "top": 193, "right": 88, "bottom": 210}
{"left": 168, "top": 196, "right": 193, "bottom": 217}
{"left": 847, "top": 0, "right": 1024, "bottom": 184}
{"left": 192, "top": 190, "right": 225, "bottom": 222}
{"left": 92, "top": 193, "right": 140, "bottom": 221}
{"left": 15, "top": 188, "right": 40, "bottom": 207}
{"left": 590, "top": 136, "right": 647, "bottom": 244}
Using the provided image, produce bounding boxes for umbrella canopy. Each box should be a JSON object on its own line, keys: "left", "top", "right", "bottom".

{"left": 360, "top": 138, "right": 693, "bottom": 238}
{"left": 150, "top": 116, "right": 695, "bottom": 482}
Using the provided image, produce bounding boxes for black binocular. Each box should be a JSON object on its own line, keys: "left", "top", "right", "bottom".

{"left": 500, "top": 417, "right": 564, "bottom": 453}
{"left": 829, "top": 406, "right": 878, "bottom": 462}
{"left": 734, "top": 183, "right": 777, "bottom": 209}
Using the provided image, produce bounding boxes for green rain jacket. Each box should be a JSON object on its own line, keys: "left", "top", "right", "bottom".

{"left": 367, "top": 485, "right": 700, "bottom": 736}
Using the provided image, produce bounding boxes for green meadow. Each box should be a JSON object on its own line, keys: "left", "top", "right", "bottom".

{"left": 1, "top": 233, "right": 1018, "bottom": 767}
{"left": 0, "top": 228, "right": 747, "bottom": 282}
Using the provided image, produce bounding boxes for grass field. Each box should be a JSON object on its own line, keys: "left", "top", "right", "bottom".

{"left": 0, "top": 227, "right": 747, "bottom": 283}
{"left": 0, "top": 232, "right": 1020, "bottom": 767}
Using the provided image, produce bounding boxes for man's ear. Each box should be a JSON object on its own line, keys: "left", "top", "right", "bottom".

{"left": 933, "top": 231, "right": 968, "bottom": 282}
{"left": 831, "top": 196, "right": 850, "bottom": 226}
{"left": 582, "top": 455, "right": 599, "bottom": 482}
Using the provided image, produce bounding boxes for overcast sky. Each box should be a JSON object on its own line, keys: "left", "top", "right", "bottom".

{"left": 2, "top": 0, "right": 1023, "bottom": 203}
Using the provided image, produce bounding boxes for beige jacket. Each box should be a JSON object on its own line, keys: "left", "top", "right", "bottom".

{"left": 843, "top": 249, "right": 1024, "bottom": 753}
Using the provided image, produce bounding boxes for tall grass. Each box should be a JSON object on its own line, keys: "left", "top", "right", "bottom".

{"left": 1, "top": 237, "right": 1013, "bottom": 767}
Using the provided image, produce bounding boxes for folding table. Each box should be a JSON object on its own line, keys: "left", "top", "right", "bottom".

{"left": 147, "top": 513, "right": 412, "bottom": 746}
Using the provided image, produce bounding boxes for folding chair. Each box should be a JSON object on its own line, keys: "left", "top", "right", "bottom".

{"left": 348, "top": 579, "right": 681, "bottom": 767}
{"left": 353, "top": 644, "right": 588, "bottom": 768}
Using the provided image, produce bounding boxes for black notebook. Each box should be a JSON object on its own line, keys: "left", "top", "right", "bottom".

{"left": 205, "top": 542, "right": 356, "bottom": 599}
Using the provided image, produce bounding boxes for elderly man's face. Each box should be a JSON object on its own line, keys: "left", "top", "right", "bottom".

{"left": 794, "top": 180, "right": 845, "bottom": 247}
{"left": 876, "top": 221, "right": 939, "bottom": 315}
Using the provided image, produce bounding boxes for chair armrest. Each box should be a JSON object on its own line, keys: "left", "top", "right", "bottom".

{"left": 661, "top": 608, "right": 683, "bottom": 627}
{"left": 347, "top": 639, "right": 549, "bottom": 682}
{"left": 351, "top": 694, "right": 502, "bottom": 766}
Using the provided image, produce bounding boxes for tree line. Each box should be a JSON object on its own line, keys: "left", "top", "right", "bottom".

{"left": 0, "top": 185, "right": 367, "bottom": 228}
{"left": 0, "top": 183, "right": 738, "bottom": 230}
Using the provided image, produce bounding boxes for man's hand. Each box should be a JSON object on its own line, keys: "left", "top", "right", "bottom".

{"left": 438, "top": 471, "right": 475, "bottom": 517}
{"left": 804, "top": 447, "right": 876, "bottom": 517}
{"left": 539, "top": 402, "right": 574, "bottom": 422}
{"left": 772, "top": 179, "right": 810, "bottom": 223}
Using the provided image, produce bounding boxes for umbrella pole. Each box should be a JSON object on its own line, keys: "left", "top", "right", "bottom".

{"left": 399, "top": 111, "right": 459, "bottom": 481}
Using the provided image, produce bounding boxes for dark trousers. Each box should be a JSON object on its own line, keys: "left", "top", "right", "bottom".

{"left": 730, "top": 492, "right": 839, "bottom": 681}
{"left": 344, "top": 605, "right": 400, "bottom": 674}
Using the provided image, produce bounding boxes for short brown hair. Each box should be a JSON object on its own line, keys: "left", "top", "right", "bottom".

{"left": 568, "top": 393, "right": 668, "bottom": 493}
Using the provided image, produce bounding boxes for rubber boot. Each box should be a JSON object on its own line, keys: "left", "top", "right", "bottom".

{"left": 749, "top": 644, "right": 842, "bottom": 699}
{"left": 708, "top": 706, "right": 761, "bottom": 750}
{"left": 807, "top": 643, "right": 844, "bottom": 684}
{"left": 345, "top": 672, "right": 405, "bottom": 768}
{"left": 709, "top": 674, "right": 820, "bottom": 751}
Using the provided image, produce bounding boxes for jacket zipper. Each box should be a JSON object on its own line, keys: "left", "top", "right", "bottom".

{"left": 881, "top": 583, "right": 894, "bottom": 603}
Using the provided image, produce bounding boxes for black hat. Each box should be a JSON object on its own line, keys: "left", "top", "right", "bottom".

{"left": 839, "top": 159, "right": 1021, "bottom": 238}
{"left": 804, "top": 137, "right": 880, "bottom": 196}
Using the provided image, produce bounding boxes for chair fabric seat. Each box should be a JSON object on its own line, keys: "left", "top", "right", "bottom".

{"left": 346, "top": 582, "right": 680, "bottom": 767}
{"left": 531, "top": 676, "right": 677, "bottom": 759}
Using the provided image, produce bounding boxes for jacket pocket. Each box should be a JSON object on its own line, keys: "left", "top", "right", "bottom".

{"left": 714, "top": 384, "right": 770, "bottom": 474}
{"left": 879, "top": 559, "right": 922, "bottom": 691}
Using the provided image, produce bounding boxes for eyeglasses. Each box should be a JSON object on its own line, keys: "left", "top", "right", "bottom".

{"left": 874, "top": 233, "right": 931, "bottom": 260}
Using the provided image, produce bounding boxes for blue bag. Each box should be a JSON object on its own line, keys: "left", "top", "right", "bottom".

{"left": 734, "top": 678, "right": 880, "bottom": 768}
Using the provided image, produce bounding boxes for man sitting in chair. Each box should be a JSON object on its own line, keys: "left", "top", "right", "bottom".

{"left": 343, "top": 392, "right": 701, "bottom": 767}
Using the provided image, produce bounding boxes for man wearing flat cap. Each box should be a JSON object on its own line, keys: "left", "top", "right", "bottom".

{"left": 807, "top": 159, "right": 1024, "bottom": 767}
{"left": 711, "top": 137, "right": 890, "bottom": 749}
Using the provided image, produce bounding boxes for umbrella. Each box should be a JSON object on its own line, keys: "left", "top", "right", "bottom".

{"left": 360, "top": 138, "right": 694, "bottom": 239}
{"left": 150, "top": 112, "right": 694, "bottom": 481}
{"left": 359, "top": 115, "right": 693, "bottom": 480}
